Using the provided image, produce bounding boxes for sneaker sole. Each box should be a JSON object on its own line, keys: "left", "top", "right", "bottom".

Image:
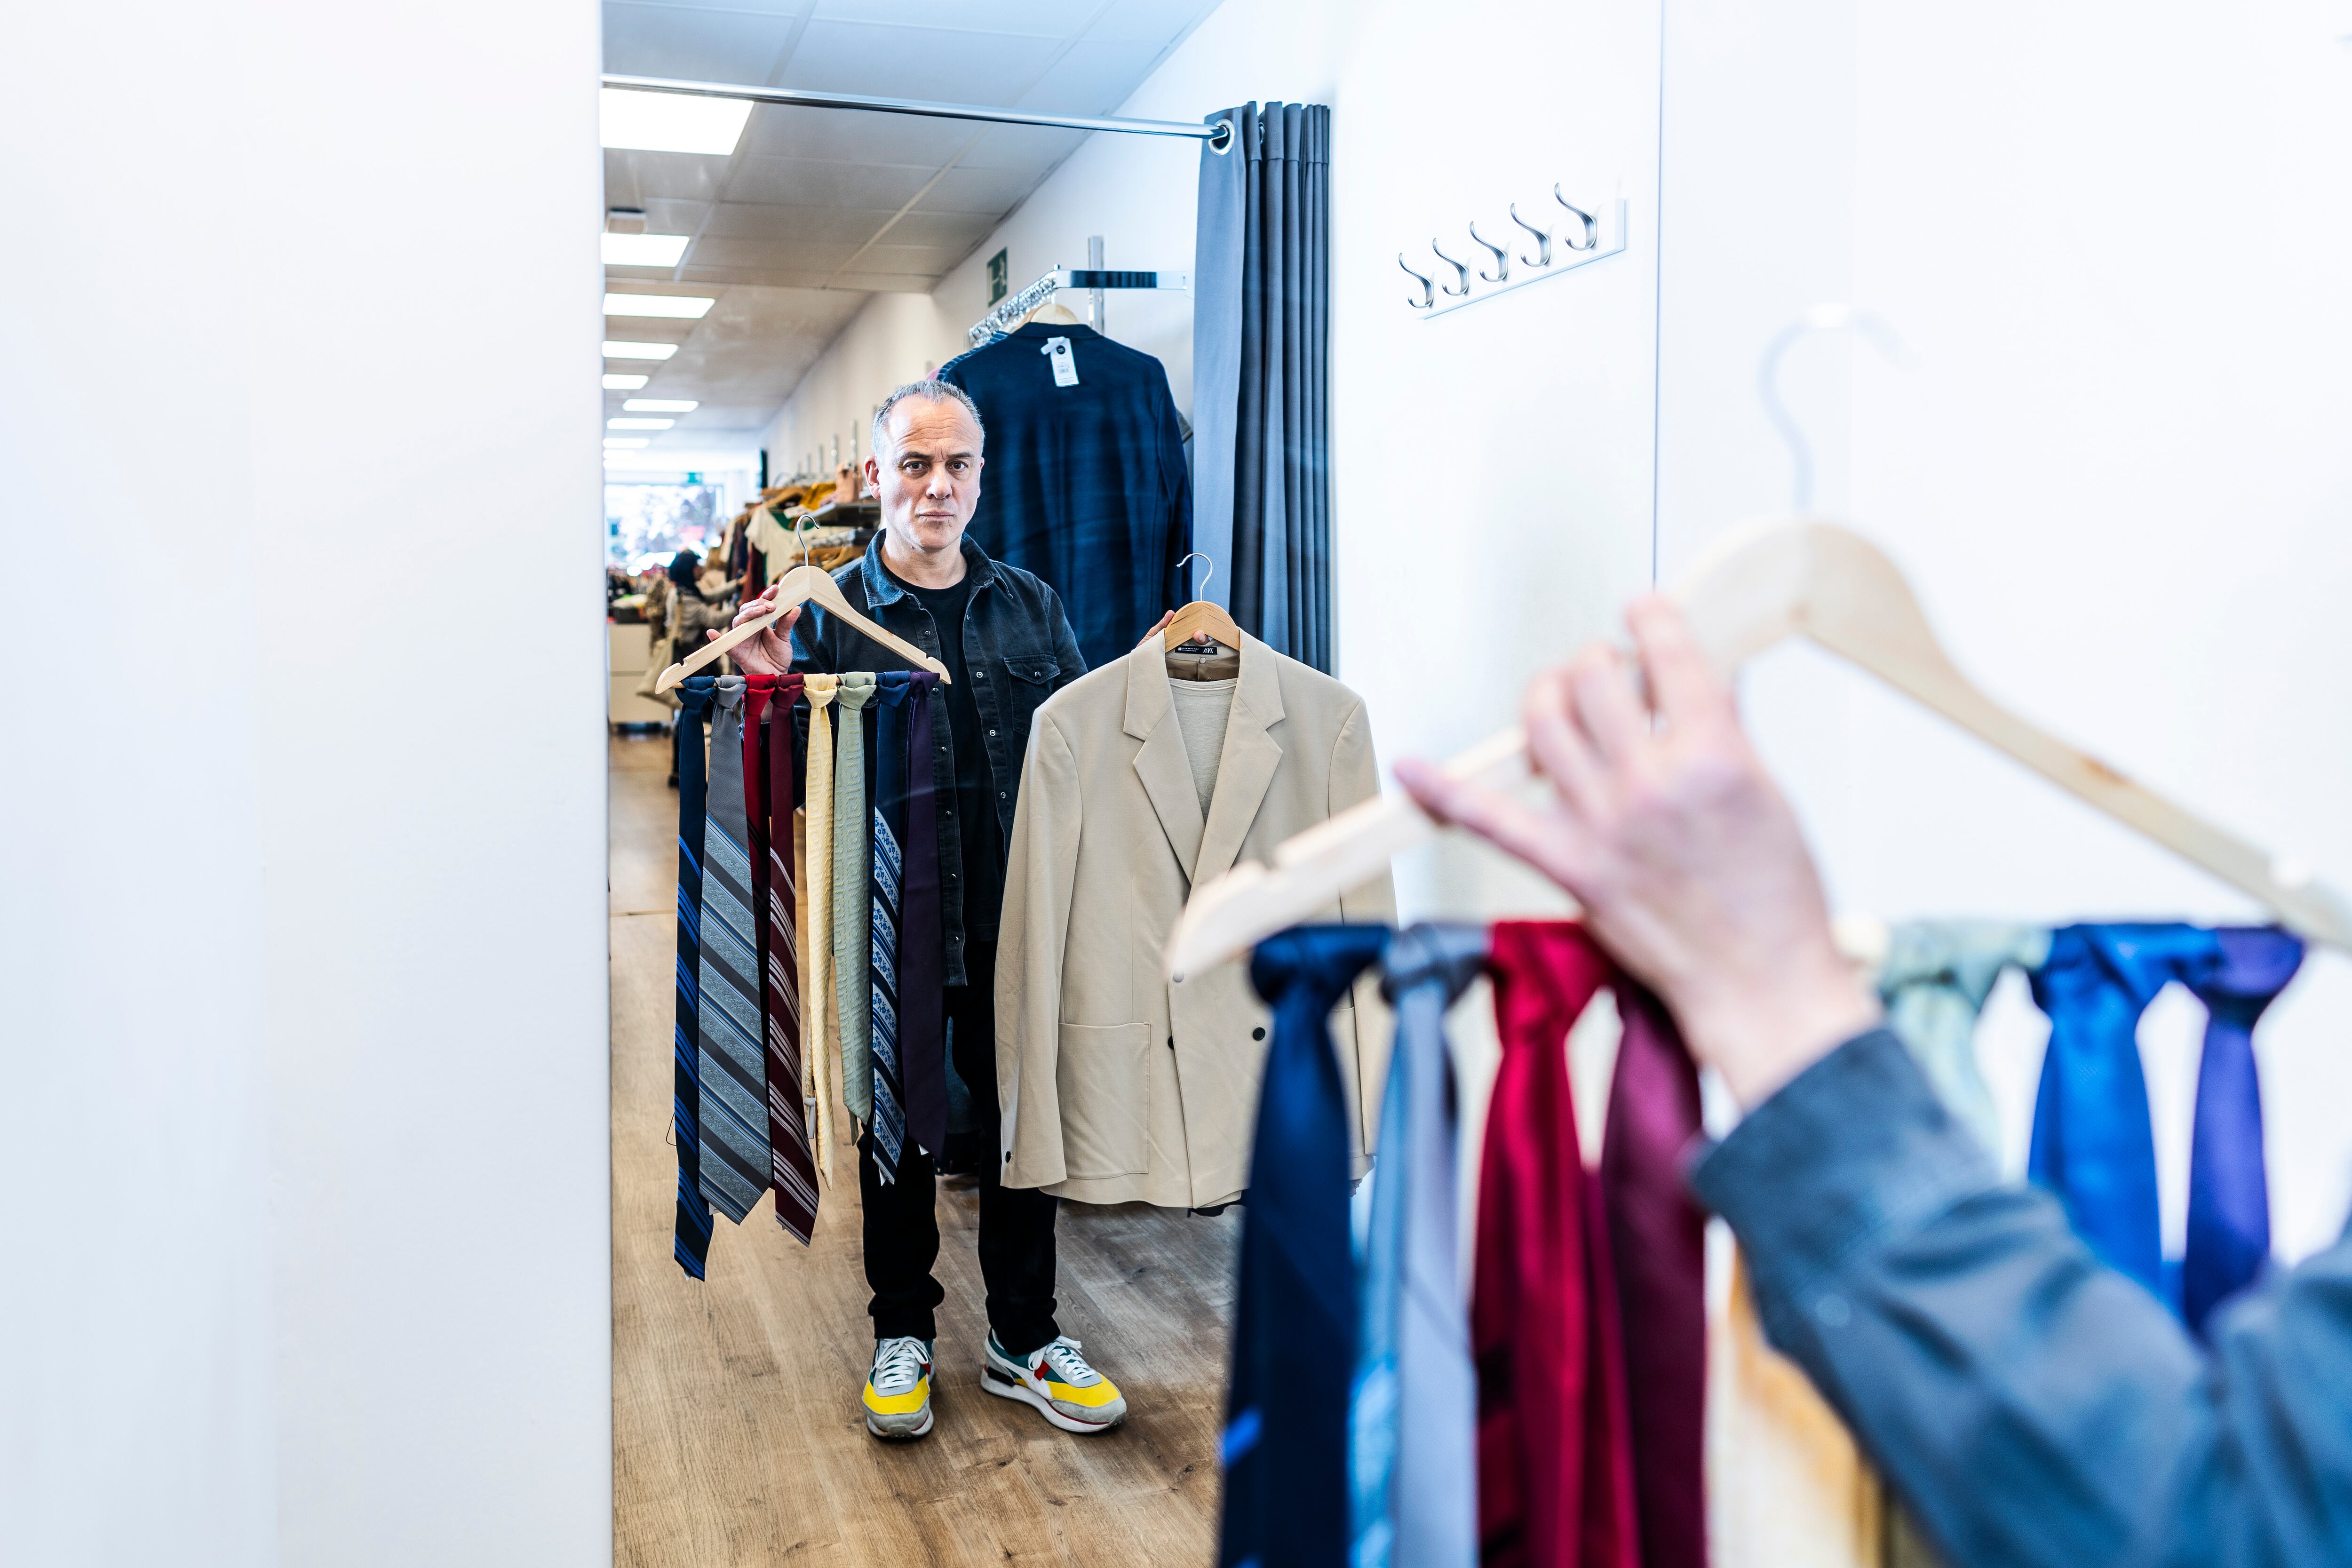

{"left": 980, "top": 1365, "right": 1123, "bottom": 1434}
{"left": 865, "top": 1406, "right": 934, "bottom": 1441}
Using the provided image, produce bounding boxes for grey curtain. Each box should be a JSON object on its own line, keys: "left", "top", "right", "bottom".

{"left": 1192, "top": 102, "right": 1332, "bottom": 670}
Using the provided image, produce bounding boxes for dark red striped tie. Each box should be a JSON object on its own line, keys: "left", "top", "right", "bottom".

{"left": 747, "top": 674, "right": 819, "bottom": 1241}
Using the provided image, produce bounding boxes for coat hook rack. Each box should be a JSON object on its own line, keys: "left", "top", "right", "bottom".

{"left": 1406, "top": 190, "right": 1628, "bottom": 320}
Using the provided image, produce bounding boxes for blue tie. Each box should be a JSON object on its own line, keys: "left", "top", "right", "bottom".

{"left": 696, "top": 677, "right": 770, "bottom": 1224}
{"left": 2183, "top": 928, "right": 2303, "bottom": 1334}
{"left": 1356, "top": 924, "right": 1484, "bottom": 1568}
{"left": 867, "top": 672, "right": 911, "bottom": 1182}
{"left": 670, "top": 677, "right": 717, "bottom": 1279}
{"left": 1222, "top": 925, "right": 1389, "bottom": 1568}
{"left": 2029, "top": 924, "right": 2224, "bottom": 1304}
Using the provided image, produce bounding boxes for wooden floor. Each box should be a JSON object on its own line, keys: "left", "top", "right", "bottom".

{"left": 609, "top": 730, "right": 1237, "bottom": 1568}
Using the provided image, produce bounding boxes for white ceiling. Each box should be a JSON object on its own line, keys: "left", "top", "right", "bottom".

{"left": 602, "top": 0, "right": 1224, "bottom": 464}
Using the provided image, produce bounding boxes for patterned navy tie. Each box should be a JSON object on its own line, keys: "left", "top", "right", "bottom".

{"left": 696, "top": 676, "right": 770, "bottom": 1225}
{"left": 748, "top": 674, "right": 819, "bottom": 1243}
{"left": 866, "top": 673, "right": 912, "bottom": 1182}
{"left": 670, "top": 677, "right": 717, "bottom": 1279}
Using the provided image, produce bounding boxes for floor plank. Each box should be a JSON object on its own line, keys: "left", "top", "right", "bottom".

{"left": 609, "top": 730, "right": 1234, "bottom": 1568}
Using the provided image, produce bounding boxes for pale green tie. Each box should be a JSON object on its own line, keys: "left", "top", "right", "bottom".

{"left": 830, "top": 673, "right": 877, "bottom": 1125}
{"left": 1872, "top": 920, "right": 2050, "bottom": 1156}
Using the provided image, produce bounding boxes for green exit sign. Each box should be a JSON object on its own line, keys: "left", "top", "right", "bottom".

{"left": 987, "top": 248, "right": 1008, "bottom": 305}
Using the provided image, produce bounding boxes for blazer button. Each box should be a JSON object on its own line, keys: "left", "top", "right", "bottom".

{"left": 1252, "top": 1027, "right": 1266, "bottom": 1041}
{"left": 1167, "top": 1035, "right": 1175, "bottom": 1051}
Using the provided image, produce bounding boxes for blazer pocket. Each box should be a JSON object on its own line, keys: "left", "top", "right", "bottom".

{"left": 1054, "top": 1021, "right": 1152, "bottom": 1179}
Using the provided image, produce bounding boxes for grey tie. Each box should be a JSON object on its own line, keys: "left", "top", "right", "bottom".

{"left": 830, "top": 673, "right": 877, "bottom": 1125}
{"left": 694, "top": 676, "right": 769, "bottom": 1224}
{"left": 1357, "top": 923, "right": 1486, "bottom": 1568}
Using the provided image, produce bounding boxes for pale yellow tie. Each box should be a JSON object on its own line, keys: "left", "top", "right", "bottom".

{"left": 800, "top": 675, "right": 839, "bottom": 1182}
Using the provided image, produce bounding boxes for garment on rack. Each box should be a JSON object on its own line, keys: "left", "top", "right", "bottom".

{"left": 695, "top": 677, "right": 768, "bottom": 1225}
{"left": 1873, "top": 921, "right": 2050, "bottom": 1154}
{"left": 996, "top": 632, "right": 1394, "bottom": 1208}
{"left": 670, "top": 677, "right": 718, "bottom": 1279}
{"left": 1477, "top": 922, "right": 1706, "bottom": 1568}
{"left": 831, "top": 674, "right": 877, "bottom": 1124}
{"left": 937, "top": 323, "right": 1192, "bottom": 671}
{"left": 1355, "top": 924, "right": 1486, "bottom": 1568}
{"left": 801, "top": 676, "right": 839, "bottom": 1174}
{"left": 1220, "top": 924, "right": 1390, "bottom": 1568}
{"left": 747, "top": 674, "right": 818, "bottom": 1242}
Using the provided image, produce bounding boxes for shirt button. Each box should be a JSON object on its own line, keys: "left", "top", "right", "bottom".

{"left": 1252, "top": 1027, "right": 1266, "bottom": 1041}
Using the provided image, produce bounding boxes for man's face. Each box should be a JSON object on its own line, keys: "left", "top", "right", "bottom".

{"left": 865, "top": 398, "right": 984, "bottom": 554}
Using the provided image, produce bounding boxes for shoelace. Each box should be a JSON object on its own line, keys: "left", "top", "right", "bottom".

{"left": 872, "top": 1335, "right": 928, "bottom": 1394}
{"left": 1037, "top": 1335, "right": 1102, "bottom": 1387}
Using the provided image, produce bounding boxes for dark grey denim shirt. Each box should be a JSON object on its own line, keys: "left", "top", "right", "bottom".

{"left": 1692, "top": 1027, "right": 2352, "bottom": 1568}
{"left": 790, "top": 530, "right": 1083, "bottom": 987}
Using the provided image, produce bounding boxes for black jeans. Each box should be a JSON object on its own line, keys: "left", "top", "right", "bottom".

{"left": 860, "top": 941, "right": 1060, "bottom": 1355}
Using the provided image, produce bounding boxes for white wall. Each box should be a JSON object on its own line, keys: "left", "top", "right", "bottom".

{"left": 1, "top": 0, "right": 612, "bottom": 1562}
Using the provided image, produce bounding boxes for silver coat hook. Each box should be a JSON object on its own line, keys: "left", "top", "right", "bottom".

{"left": 1467, "top": 221, "right": 1510, "bottom": 283}
{"left": 1758, "top": 303, "right": 1917, "bottom": 511}
{"left": 1429, "top": 239, "right": 1472, "bottom": 297}
{"left": 1508, "top": 202, "right": 1552, "bottom": 267}
{"left": 1397, "top": 253, "right": 1435, "bottom": 310}
{"left": 1554, "top": 186, "right": 1598, "bottom": 251}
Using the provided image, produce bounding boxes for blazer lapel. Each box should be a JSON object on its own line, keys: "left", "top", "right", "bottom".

{"left": 1193, "top": 634, "right": 1286, "bottom": 886}
{"left": 1124, "top": 638, "right": 1207, "bottom": 881}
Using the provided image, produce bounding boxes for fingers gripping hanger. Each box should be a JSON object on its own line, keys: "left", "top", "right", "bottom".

{"left": 1161, "top": 308, "right": 2352, "bottom": 979}
{"left": 652, "top": 559, "right": 951, "bottom": 693}
{"left": 1161, "top": 552, "right": 1243, "bottom": 653}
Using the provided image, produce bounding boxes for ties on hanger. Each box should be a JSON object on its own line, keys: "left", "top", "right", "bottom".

{"left": 670, "top": 677, "right": 718, "bottom": 1280}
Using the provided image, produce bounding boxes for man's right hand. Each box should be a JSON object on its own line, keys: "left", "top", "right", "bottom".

{"left": 716, "top": 586, "right": 799, "bottom": 678}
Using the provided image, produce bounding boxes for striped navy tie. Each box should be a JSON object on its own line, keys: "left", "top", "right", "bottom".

{"left": 695, "top": 676, "right": 770, "bottom": 1225}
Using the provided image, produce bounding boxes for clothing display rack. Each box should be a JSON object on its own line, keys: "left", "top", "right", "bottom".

{"left": 601, "top": 72, "right": 1234, "bottom": 149}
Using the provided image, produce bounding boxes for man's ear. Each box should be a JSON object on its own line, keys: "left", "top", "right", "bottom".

{"left": 861, "top": 454, "right": 881, "bottom": 494}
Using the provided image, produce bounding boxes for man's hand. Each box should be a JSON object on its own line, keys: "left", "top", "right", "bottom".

{"left": 1394, "top": 594, "right": 1879, "bottom": 1106}
{"left": 715, "top": 587, "right": 800, "bottom": 679}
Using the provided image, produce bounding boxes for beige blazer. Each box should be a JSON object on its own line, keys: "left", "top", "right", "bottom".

{"left": 995, "top": 632, "right": 1395, "bottom": 1208}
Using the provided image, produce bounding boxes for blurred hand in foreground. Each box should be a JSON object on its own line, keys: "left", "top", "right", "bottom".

{"left": 1393, "top": 594, "right": 1879, "bottom": 1106}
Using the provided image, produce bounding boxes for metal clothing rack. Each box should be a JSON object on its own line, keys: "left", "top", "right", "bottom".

{"left": 601, "top": 73, "right": 1235, "bottom": 149}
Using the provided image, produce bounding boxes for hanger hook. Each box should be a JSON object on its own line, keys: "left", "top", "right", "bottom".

{"left": 1758, "top": 303, "right": 1918, "bottom": 512}
{"left": 1553, "top": 186, "right": 1598, "bottom": 251}
{"left": 1429, "top": 239, "right": 1472, "bottom": 297}
{"left": 1467, "top": 221, "right": 1510, "bottom": 284}
{"left": 1174, "top": 550, "right": 1215, "bottom": 599}
{"left": 1508, "top": 202, "right": 1552, "bottom": 267}
{"left": 1397, "top": 253, "right": 1435, "bottom": 310}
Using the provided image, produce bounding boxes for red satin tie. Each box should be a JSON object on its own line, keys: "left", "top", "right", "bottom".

{"left": 1476, "top": 922, "right": 1707, "bottom": 1568}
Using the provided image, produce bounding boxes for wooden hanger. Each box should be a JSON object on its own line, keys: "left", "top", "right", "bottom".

{"left": 651, "top": 562, "right": 950, "bottom": 694}
{"left": 1162, "top": 515, "right": 2352, "bottom": 979}
{"left": 1159, "top": 553, "right": 1242, "bottom": 654}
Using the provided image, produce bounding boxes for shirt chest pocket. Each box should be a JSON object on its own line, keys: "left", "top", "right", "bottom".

{"left": 999, "top": 656, "right": 1060, "bottom": 739}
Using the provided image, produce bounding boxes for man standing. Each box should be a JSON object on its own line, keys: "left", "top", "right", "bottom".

{"left": 721, "top": 379, "right": 1128, "bottom": 1442}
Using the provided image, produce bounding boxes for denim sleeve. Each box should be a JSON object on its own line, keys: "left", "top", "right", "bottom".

{"left": 1690, "top": 1028, "right": 2352, "bottom": 1568}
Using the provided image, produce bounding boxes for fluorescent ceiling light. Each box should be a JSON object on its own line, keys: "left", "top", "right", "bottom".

{"left": 623, "top": 398, "right": 698, "bottom": 413}
{"left": 603, "top": 341, "right": 678, "bottom": 360}
{"left": 605, "top": 293, "right": 713, "bottom": 320}
{"left": 609, "top": 417, "right": 675, "bottom": 430}
{"left": 599, "top": 88, "right": 751, "bottom": 156}
{"left": 602, "top": 232, "right": 692, "bottom": 268}
{"left": 604, "top": 437, "right": 651, "bottom": 448}
{"left": 603, "top": 373, "right": 649, "bottom": 390}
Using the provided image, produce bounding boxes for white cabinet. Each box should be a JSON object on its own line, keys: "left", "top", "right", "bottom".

{"left": 607, "top": 621, "right": 669, "bottom": 726}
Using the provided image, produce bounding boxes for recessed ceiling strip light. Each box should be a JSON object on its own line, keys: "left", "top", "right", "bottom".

{"left": 609, "top": 418, "right": 675, "bottom": 430}
{"left": 623, "top": 399, "right": 698, "bottom": 413}
{"left": 602, "top": 232, "right": 692, "bottom": 267}
{"left": 605, "top": 293, "right": 713, "bottom": 319}
{"left": 603, "top": 341, "right": 678, "bottom": 360}
{"left": 603, "top": 373, "right": 650, "bottom": 390}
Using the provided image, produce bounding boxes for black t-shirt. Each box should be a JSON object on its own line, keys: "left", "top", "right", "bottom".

{"left": 898, "top": 570, "right": 1004, "bottom": 941}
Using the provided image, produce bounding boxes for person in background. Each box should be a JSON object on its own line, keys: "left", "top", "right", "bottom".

{"left": 1395, "top": 598, "right": 2352, "bottom": 1568}
{"left": 659, "top": 549, "right": 736, "bottom": 788}
{"left": 697, "top": 545, "right": 737, "bottom": 602}
{"left": 720, "top": 378, "right": 1122, "bottom": 1447}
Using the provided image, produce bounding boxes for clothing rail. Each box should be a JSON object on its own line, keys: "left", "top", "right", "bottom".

{"left": 601, "top": 73, "right": 1235, "bottom": 150}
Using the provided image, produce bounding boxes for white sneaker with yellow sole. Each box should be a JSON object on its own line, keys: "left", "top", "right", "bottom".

{"left": 980, "top": 1333, "right": 1128, "bottom": 1433}
{"left": 863, "top": 1335, "right": 934, "bottom": 1441}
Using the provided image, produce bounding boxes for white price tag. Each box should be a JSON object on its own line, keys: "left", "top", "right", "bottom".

{"left": 1042, "top": 335, "right": 1080, "bottom": 387}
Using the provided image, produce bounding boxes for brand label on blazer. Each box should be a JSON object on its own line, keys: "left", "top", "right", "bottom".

{"left": 1042, "top": 335, "right": 1080, "bottom": 387}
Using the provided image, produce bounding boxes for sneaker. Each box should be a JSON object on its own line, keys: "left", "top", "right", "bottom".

{"left": 980, "top": 1333, "right": 1128, "bottom": 1433}
{"left": 863, "top": 1335, "right": 934, "bottom": 1441}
